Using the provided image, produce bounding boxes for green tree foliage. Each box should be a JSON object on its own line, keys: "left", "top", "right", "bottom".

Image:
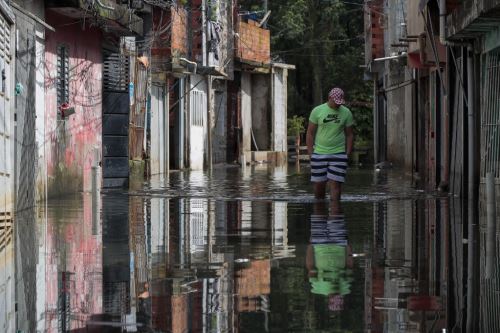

{"left": 287, "top": 115, "right": 306, "bottom": 137}
{"left": 264, "top": 0, "right": 373, "bottom": 143}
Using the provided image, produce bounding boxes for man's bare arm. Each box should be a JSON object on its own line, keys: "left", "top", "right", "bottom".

{"left": 345, "top": 126, "right": 354, "bottom": 157}
{"left": 306, "top": 122, "right": 317, "bottom": 156}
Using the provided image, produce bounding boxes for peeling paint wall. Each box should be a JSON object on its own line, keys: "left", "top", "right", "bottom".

{"left": 240, "top": 72, "right": 252, "bottom": 155}
{"left": 251, "top": 74, "right": 270, "bottom": 150}
{"left": 45, "top": 11, "right": 102, "bottom": 196}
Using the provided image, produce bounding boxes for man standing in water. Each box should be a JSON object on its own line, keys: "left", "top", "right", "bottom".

{"left": 306, "top": 88, "right": 354, "bottom": 201}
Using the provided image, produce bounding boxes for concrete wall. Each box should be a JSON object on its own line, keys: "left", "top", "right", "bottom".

{"left": 45, "top": 11, "right": 103, "bottom": 196}
{"left": 383, "top": 0, "right": 409, "bottom": 167}
{"left": 251, "top": 74, "right": 270, "bottom": 150}
{"left": 385, "top": 64, "right": 407, "bottom": 166}
{"left": 241, "top": 72, "right": 252, "bottom": 156}
{"left": 404, "top": 71, "right": 415, "bottom": 172}
{"left": 150, "top": 84, "right": 168, "bottom": 176}
{"left": 12, "top": 7, "right": 37, "bottom": 333}
{"left": 272, "top": 67, "right": 288, "bottom": 152}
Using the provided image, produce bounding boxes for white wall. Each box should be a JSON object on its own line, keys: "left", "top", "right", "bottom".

{"left": 240, "top": 72, "right": 252, "bottom": 156}
{"left": 272, "top": 68, "right": 288, "bottom": 152}
{"left": 189, "top": 74, "right": 208, "bottom": 170}
{"left": 150, "top": 84, "right": 168, "bottom": 176}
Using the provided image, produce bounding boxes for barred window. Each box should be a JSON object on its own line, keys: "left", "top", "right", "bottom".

{"left": 57, "top": 45, "right": 69, "bottom": 108}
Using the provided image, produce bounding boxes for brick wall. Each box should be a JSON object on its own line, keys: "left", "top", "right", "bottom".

{"left": 371, "top": 2, "right": 384, "bottom": 59}
{"left": 151, "top": 5, "right": 187, "bottom": 72}
{"left": 171, "top": 6, "right": 187, "bottom": 56}
{"left": 365, "top": 0, "right": 384, "bottom": 62}
{"left": 235, "top": 20, "right": 270, "bottom": 64}
{"left": 191, "top": 0, "right": 203, "bottom": 62}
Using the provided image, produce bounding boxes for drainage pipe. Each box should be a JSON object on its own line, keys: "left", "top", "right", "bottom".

{"left": 91, "top": 147, "right": 99, "bottom": 236}
{"left": 485, "top": 172, "right": 496, "bottom": 279}
{"left": 466, "top": 46, "right": 478, "bottom": 333}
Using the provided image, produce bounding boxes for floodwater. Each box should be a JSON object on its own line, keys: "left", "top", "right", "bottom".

{"left": 2, "top": 164, "right": 499, "bottom": 332}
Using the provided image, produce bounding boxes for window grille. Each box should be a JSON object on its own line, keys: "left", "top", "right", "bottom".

{"left": 103, "top": 52, "right": 129, "bottom": 92}
{"left": 189, "top": 199, "right": 207, "bottom": 253}
{"left": 0, "top": 14, "right": 11, "bottom": 61}
{"left": 481, "top": 50, "right": 500, "bottom": 179}
{"left": 190, "top": 90, "right": 205, "bottom": 127}
{"left": 57, "top": 45, "right": 69, "bottom": 108}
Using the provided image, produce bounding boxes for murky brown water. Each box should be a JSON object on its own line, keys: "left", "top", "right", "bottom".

{"left": 3, "top": 165, "right": 498, "bottom": 332}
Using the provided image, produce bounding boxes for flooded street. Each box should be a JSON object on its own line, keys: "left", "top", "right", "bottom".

{"left": 4, "top": 165, "right": 499, "bottom": 332}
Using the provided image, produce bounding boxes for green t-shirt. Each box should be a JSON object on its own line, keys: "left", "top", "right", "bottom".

{"left": 309, "top": 244, "right": 352, "bottom": 296}
{"left": 309, "top": 103, "right": 354, "bottom": 154}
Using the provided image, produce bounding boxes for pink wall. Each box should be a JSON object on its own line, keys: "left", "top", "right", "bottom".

{"left": 45, "top": 11, "right": 103, "bottom": 196}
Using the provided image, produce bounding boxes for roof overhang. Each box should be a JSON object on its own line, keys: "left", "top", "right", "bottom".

{"left": 46, "top": 0, "right": 143, "bottom": 35}
{"left": 446, "top": 0, "right": 500, "bottom": 40}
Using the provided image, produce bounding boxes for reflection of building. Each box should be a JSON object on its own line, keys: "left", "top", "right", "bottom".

{"left": 130, "top": 183, "right": 294, "bottom": 332}
{"left": 102, "top": 194, "right": 131, "bottom": 326}
{"left": 0, "top": 205, "right": 14, "bottom": 332}
{"left": 43, "top": 195, "right": 103, "bottom": 332}
{"left": 365, "top": 197, "right": 449, "bottom": 332}
{"left": 235, "top": 260, "right": 271, "bottom": 312}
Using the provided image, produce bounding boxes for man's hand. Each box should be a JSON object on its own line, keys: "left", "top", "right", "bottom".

{"left": 345, "top": 126, "right": 354, "bottom": 158}
{"left": 306, "top": 122, "right": 317, "bottom": 157}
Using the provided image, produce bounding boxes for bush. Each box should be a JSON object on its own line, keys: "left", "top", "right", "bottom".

{"left": 287, "top": 115, "right": 306, "bottom": 137}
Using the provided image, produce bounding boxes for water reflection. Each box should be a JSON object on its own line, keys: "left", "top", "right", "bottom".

{"left": 0, "top": 203, "right": 14, "bottom": 331}
{"left": 307, "top": 203, "right": 352, "bottom": 311}
{"left": 11, "top": 167, "right": 499, "bottom": 331}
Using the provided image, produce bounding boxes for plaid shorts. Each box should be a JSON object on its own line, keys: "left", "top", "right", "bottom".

{"left": 310, "top": 153, "right": 348, "bottom": 183}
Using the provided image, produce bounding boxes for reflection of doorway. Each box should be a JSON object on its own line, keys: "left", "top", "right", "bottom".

{"left": 102, "top": 194, "right": 131, "bottom": 320}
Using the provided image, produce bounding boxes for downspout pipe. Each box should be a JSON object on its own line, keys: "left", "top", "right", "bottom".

{"left": 466, "top": 45, "right": 478, "bottom": 333}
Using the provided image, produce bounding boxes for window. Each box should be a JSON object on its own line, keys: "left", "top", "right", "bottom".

{"left": 57, "top": 45, "right": 69, "bottom": 108}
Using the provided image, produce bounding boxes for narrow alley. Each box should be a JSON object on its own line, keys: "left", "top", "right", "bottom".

{"left": 0, "top": 0, "right": 499, "bottom": 332}
{"left": 7, "top": 165, "right": 488, "bottom": 332}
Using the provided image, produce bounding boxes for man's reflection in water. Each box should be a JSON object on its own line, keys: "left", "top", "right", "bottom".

{"left": 306, "top": 201, "right": 353, "bottom": 311}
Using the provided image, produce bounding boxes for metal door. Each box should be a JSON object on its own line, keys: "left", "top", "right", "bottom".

{"left": 102, "top": 52, "right": 129, "bottom": 188}
{"left": 189, "top": 75, "right": 207, "bottom": 170}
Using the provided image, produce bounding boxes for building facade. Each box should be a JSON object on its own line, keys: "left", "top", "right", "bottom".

{"left": 365, "top": 0, "right": 500, "bottom": 331}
